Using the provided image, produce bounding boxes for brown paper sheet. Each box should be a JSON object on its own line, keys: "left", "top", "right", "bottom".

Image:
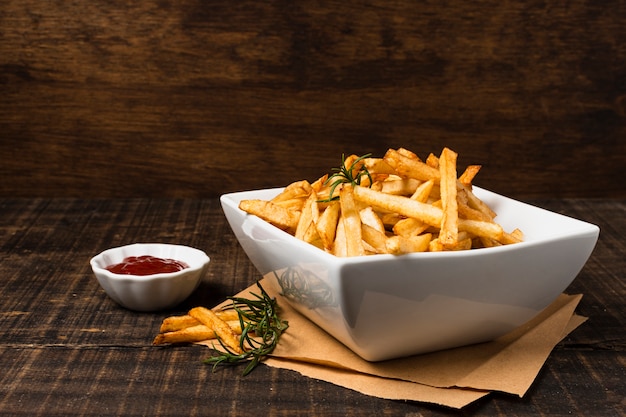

{"left": 202, "top": 280, "right": 585, "bottom": 409}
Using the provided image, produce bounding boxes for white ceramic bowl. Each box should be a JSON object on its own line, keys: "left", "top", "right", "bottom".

{"left": 221, "top": 187, "right": 599, "bottom": 361}
{"left": 90, "top": 243, "right": 210, "bottom": 312}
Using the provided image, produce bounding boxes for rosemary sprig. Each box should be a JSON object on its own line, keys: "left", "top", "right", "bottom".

{"left": 203, "top": 281, "right": 288, "bottom": 376}
{"left": 320, "top": 153, "right": 373, "bottom": 202}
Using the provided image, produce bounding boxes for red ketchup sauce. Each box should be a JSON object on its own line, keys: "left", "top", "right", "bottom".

{"left": 105, "top": 255, "right": 189, "bottom": 276}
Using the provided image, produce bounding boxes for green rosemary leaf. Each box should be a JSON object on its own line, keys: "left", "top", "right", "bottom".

{"left": 319, "top": 153, "right": 373, "bottom": 202}
{"left": 203, "top": 281, "right": 288, "bottom": 375}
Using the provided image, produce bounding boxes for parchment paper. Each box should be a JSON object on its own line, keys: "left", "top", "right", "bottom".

{"left": 203, "top": 280, "right": 585, "bottom": 409}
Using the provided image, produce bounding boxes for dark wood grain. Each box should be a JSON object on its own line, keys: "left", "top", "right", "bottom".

{"left": 1, "top": 1, "right": 625, "bottom": 199}
{"left": 0, "top": 198, "right": 623, "bottom": 416}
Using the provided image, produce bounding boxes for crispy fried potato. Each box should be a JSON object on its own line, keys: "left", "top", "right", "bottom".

{"left": 353, "top": 185, "right": 443, "bottom": 228}
{"left": 238, "top": 199, "right": 300, "bottom": 233}
{"left": 439, "top": 147, "right": 459, "bottom": 248}
{"left": 383, "top": 148, "right": 440, "bottom": 182}
{"left": 339, "top": 184, "right": 365, "bottom": 257}
{"left": 386, "top": 233, "right": 432, "bottom": 254}
{"left": 271, "top": 180, "right": 312, "bottom": 202}
{"left": 295, "top": 191, "right": 318, "bottom": 241}
{"left": 361, "top": 224, "right": 388, "bottom": 254}
{"left": 158, "top": 310, "right": 240, "bottom": 333}
{"left": 459, "top": 165, "right": 481, "bottom": 187}
{"left": 238, "top": 147, "right": 522, "bottom": 256}
{"left": 153, "top": 321, "right": 242, "bottom": 345}
{"left": 188, "top": 307, "right": 243, "bottom": 354}
{"left": 316, "top": 200, "right": 341, "bottom": 251}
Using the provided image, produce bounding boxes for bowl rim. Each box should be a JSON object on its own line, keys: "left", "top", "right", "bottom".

{"left": 220, "top": 186, "right": 600, "bottom": 264}
{"left": 90, "top": 242, "right": 210, "bottom": 281}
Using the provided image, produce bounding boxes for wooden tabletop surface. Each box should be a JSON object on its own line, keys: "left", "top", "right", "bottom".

{"left": 0, "top": 197, "right": 623, "bottom": 416}
{"left": 1, "top": 1, "right": 624, "bottom": 414}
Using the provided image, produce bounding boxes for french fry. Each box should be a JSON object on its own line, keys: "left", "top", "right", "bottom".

{"left": 363, "top": 157, "right": 396, "bottom": 175}
{"left": 383, "top": 148, "right": 440, "bottom": 182}
{"left": 458, "top": 219, "right": 504, "bottom": 241}
{"left": 459, "top": 165, "right": 481, "bottom": 187}
{"left": 396, "top": 147, "right": 420, "bottom": 159}
{"left": 316, "top": 200, "right": 341, "bottom": 251}
{"left": 153, "top": 321, "right": 243, "bottom": 345}
{"left": 158, "top": 310, "right": 240, "bottom": 333}
{"left": 159, "top": 315, "right": 200, "bottom": 333}
{"left": 361, "top": 224, "right": 388, "bottom": 254}
{"left": 359, "top": 206, "right": 386, "bottom": 233}
{"left": 386, "top": 233, "right": 432, "bottom": 254}
{"left": 295, "top": 191, "right": 318, "bottom": 241}
{"left": 410, "top": 179, "right": 435, "bottom": 203}
{"left": 333, "top": 216, "right": 348, "bottom": 257}
{"left": 339, "top": 184, "right": 365, "bottom": 257}
{"left": 353, "top": 185, "right": 443, "bottom": 228}
{"left": 271, "top": 180, "right": 312, "bottom": 202}
{"left": 425, "top": 153, "right": 439, "bottom": 168}
{"left": 188, "top": 307, "right": 243, "bottom": 354}
{"left": 439, "top": 147, "right": 459, "bottom": 248}
{"left": 381, "top": 178, "right": 421, "bottom": 196}
{"left": 458, "top": 182, "right": 497, "bottom": 219}
{"left": 238, "top": 199, "right": 300, "bottom": 233}
{"left": 393, "top": 217, "right": 429, "bottom": 237}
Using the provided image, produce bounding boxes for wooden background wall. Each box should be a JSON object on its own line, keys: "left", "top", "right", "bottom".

{"left": 1, "top": 1, "right": 624, "bottom": 199}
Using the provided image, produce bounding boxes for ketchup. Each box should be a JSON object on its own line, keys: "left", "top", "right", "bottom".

{"left": 106, "top": 255, "right": 189, "bottom": 276}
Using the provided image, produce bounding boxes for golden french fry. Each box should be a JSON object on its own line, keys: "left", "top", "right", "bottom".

{"left": 188, "top": 307, "right": 243, "bottom": 354}
{"left": 272, "top": 198, "right": 307, "bottom": 211}
{"left": 458, "top": 198, "right": 492, "bottom": 222}
{"left": 353, "top": 185, "right": 443, "bottom": 228}
{"left": 425, "top": 153, "right": 439, "bottom": 168}
{"left": 439, "top": 147, "right": 458, "bottom": 247}
{"left": 383, "top": 148, "right": 440, "bottom": 182}
{"left": 458, "top": 182, "right": 497, "bottom": 219}
{"left": 238, "top": 199, "right": 300, "bottom": 233}
{"left": 501, "top": 228, "right": 524, "bottom": 244}
{"left": 359, "top": 206, "right": 386, "bottom": 233}
{"left": 395, "top": 147, "right": 420, "bottom": 159}
{"left": 153, "top": 320, "right": 243, "bottom": 345}
{"left": 153, "top": 324, "right": 216, "bottom": 345}
{"left": 361, "top": 224, "right": 388, "bottom": 254}
{"left": 381, "top": 178, "right": 421, "bottom": 196}
{"left": 310, "top": 174, "right": 329, "bottom": 192}
{"left": 295, "top": 191, "right": 317, "bottom": 241}
{"left": 332, "top": 216, "right": 348, "bottom": 257}
{"left": 271, "top": 180, "right": 312, "bottom": 202}
{"left": 459, "top": 165, "right": 481, "bottom": 187}
{"left": 410, "top": 179, "right": 435, "bottom": 203}
{"left": 380, "top": 212, "right": 404, "bottom": 228}
{"left": 158, "top": 310, "right": 240, "bottom": 333}
{"left": 386, "top": 233, "right": 432, "bottom": 254}
{"left": 339, "top": 184, "right": 365, "bottom": 257}
{"left": 159, "top": 315, "right": 200, "bottom": 333}
{"left": 458, "top": 218, "right": 503, "bottom": 241}
{"left": 363, "top": 157, "right": 396, "bottom": 175}
{"left": 315, "top": 200, "right": 341, "bottom": 251}
{"left": 392, "top": 217, "right": 429, "bottom": 237}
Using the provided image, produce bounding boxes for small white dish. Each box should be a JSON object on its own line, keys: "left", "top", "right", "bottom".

{"left": 90, "top": 243, "right": 210, "bottom": 312}
{"left": 221, "top": 186, "right": 599, "bottom": 361}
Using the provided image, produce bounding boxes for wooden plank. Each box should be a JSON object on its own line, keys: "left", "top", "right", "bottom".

{"left": 1, "top": 1, "right": 625, "bottom": 198}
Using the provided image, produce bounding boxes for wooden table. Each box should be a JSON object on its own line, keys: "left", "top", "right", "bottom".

{"left": 0, "top": 198, "right": 623, "bottom": 416}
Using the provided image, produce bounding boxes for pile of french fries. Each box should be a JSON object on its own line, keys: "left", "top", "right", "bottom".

{"left": 239, "top": 147, "right": 523, "bottom": 256}
{"left": 153, "top": 307, "right": 243, "bottom": 352}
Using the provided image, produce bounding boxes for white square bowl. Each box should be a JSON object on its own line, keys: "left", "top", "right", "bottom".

{"left": 221, "top": 187, "right": 599, "bottom": 361}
